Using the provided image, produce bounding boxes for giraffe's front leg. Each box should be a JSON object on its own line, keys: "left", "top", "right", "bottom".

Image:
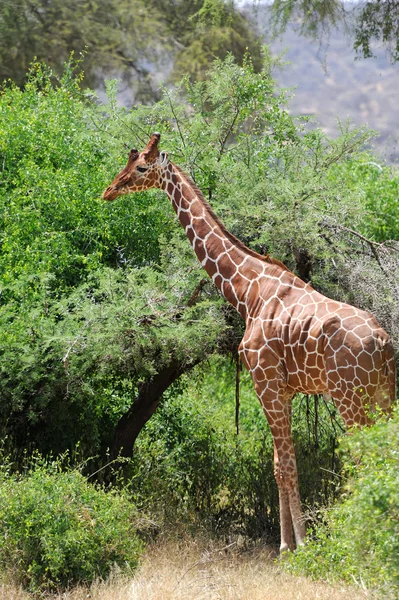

{"left": 274, "top": 444, "right": 294, "bottom": 552}
{"left": 271, "top": 418, "right": 306, "bottom": 551}
{"left": 252, "top": 378, "right": 305, "bottom": 550}
{"left": 240, "top": 342, "right": 306, "bottom": 551}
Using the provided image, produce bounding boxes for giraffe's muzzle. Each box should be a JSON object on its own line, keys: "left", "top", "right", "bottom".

{"left": 102, "top": 185, "right": 119, "bottom": 201}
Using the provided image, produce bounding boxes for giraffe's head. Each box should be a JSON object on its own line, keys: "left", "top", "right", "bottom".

{"left": 102, "top": 132, "right": 169, "bottom": 201}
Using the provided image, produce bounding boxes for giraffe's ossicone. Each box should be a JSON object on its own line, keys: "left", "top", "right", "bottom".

{"left": 103, "top": 133, "right": 396, "bottom": 552}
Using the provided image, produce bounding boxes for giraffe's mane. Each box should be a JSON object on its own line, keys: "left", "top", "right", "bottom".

{"left": 173, "top": 164, "right": 289, "bottom": 272}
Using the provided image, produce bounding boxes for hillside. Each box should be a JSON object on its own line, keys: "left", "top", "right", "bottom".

{"left": 252, "top": 6, "right": 399, "bottom": 163}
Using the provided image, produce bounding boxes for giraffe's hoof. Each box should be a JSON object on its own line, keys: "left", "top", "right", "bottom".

{"left": 279, "top": 543, "right": 294, "bottom": 555}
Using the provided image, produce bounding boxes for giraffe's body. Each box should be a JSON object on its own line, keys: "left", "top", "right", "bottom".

{"left": 103, "top": 134, "right": 396, "bottom": 551}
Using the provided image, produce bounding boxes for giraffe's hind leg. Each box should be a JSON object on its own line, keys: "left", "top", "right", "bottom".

{"left": 325, "top": 335, "right": 396, "bottom": 427}
{"left": 374, "top": 338, "right": 396, "bottom": 414}
{"left": 326, "top": 379, "right": 370, "bottom": 428}
{"left": 324, "top": 352, "right": 372, "bottom": 427}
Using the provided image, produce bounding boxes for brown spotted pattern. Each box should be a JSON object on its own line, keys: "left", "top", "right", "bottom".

{"left": 103, "top": 134, "right": 396, "bottom": 552}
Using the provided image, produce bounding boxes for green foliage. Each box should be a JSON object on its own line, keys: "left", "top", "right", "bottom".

{"left": 0, "top": 454, "right": 143, "bottom": 592}
{"left": 0, "top": 54, "right": 397, "bottom": 554}
{"left": 129, "top": 358, "right": 343, "bottom": 539}
{"left": 354, "top": 0, "right": 399, "bottom": 62}
{"left": 327, "top": 158, "right": 399, "bottom": 242}
{"left": 130, "top": 365, "right": 278, "bottom": 538}
{"left": 287, "top": 407, "right": 399, "bottom": 597}
{"left": 0, "top": 60, "right": 190, "bottom": 458}
{"left": 0, "top": 0, "right": 262, "bottom": 96}
{"left": 0, "top": 60, "right": 171, "bottom": 303}
{"left": 0, "top": 264, "right": 225, "bottom": 457}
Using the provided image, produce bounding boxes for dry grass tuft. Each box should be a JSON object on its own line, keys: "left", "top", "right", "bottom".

{"left": 1, "top": 538, "right": 367, "bottom": 600}
{"left": 127, "top": 538, "right": 366, "bottom": 600}
{"left": 0, "top": 584, "right": 29, "bottom": 600}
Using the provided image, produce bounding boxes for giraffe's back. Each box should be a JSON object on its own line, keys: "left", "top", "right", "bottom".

{"left": 250, "top": 282, "right": 396, "bottom": 410}
{"left": 319, "top": 304, "right": 396, "bottom": 416}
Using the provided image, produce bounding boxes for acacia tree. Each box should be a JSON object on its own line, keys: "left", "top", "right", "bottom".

{"left": 0, "top": 54, "right": 397, "bottom": 464}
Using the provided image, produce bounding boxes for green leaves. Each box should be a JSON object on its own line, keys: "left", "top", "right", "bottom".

{"left": 0, "top": 62, "right": 170, "bottom": 304}
{"left": 56, "top": 266, "right": 225, "bottom": 380}
{"left": 328, "top": 158, "right": 399, "bottom": 242}
{"left": 287, "top": 408, "right": 399, "bottom": 596}
{"left": 0, "top": 52, "right": 397, "bottom": 469}
{"left": 0, "top": 0, "right": 263, "bottom": 96}
{"left": 0, "top": 455, "right": 143, "bottom": 591}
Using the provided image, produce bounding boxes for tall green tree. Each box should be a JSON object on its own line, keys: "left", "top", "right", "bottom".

{"left": 0, "top": 0, "right": 162, "bottom": 93}
{"left": 0, "top": 0, "right": 262, "bottom": 98}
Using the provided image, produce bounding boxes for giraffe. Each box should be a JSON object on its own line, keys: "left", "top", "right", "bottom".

{"left": 102, "top": 133, "right": 396, "bottom": 552}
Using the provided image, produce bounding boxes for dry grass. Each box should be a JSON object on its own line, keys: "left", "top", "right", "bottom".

{"left": 0, "top": 538, "right": 367, "bottom": 600}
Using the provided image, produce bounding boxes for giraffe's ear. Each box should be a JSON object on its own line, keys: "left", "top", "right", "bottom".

{"left": 158, "top": 151, "right": 169, "bottom": 168}
{"left": 143, "top": 132, "right": 161, "bottom": 159}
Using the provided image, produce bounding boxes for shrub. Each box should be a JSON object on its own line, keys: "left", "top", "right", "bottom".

{"left": 130, "top": 357, "right": 342, "bottom": 540}
{"left": 287, "top": 406, "right": 399, "bottom": 598}
{"left": 0, "top": 455, "right": 144, "bottom": 592}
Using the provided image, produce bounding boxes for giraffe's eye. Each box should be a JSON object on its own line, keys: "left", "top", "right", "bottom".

{"left": 136, "top": 166, "right": 148, "bottom": 173}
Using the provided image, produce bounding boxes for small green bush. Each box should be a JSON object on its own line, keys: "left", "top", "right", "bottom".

{"left": 0, "top": 456, "right": 144, "bottom": 592}
{"left": 287, "top": 406, "right": 399, "bottom": 598}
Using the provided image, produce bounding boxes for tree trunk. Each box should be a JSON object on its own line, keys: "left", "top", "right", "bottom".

{"left": 111, "top": 279, "right": 212, "bottom": 459}
{"left": 111, "top": 359, "right": 199, "bottom": 459}
{"left": 292, "top": 247, "right": 312, "bottom": 282}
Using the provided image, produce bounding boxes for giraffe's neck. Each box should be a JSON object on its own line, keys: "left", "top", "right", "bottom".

{"left": 161, "top": 163, "right": 282, "bottom": 320}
